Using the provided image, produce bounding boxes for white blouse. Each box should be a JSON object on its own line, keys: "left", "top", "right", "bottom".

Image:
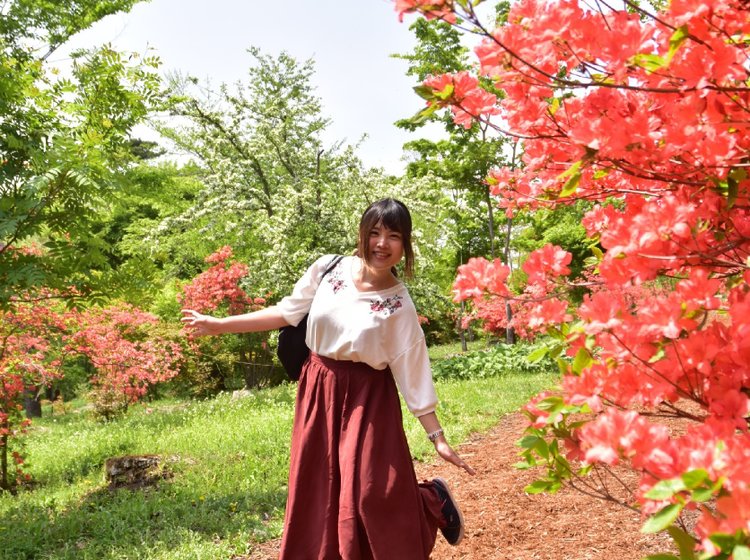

{"left": 277, "top": 255, "right": 438, "bottom": 417}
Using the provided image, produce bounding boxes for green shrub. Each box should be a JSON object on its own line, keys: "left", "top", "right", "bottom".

{"left": 431, "top": 340, "right": 557, "bottom": 380}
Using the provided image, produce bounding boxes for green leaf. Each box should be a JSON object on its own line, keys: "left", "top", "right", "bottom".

{"left": 645, "top": 478, "right": 686, "bottom": 500}
{"left": 691, "top": 487, "right": 714, "bottom": 502}
{"left": 631, "top": 53, "right": 669, "bottom": 73}
{"left": 524, "top": 480, "right": 553, "bottom": 494}
{"left": 556, "top": 357, "right": 569, "bottom": 375}
{"left": 667, "top": 526, "right": 697, "bottom": 560}
{"left": 557, "top": 159, "right": 582, "bottom": 180}
{"left": 681, "top": 468, "right": 709, "bottom": 490}
{"left": 534, "top": 396, "right": 563, "bottom": 411}
{"left": 434, "top": 84, "right": 455, "bottom": 101}
{"left": 527, "top": 346, "right": 549, "bottom": 363}
{"left": 557, "top": 160, "right": 583, "bottom": 198}
{"left": 668, "top": 25, "right": 690, "bottom": 60}
{"left": 708, "top": 532, "right": 736, "bottom": 553}
{"left": 533, "top": 437, "right": 550, "bottom": 460}
{"left": 593, "top": 168, "right": 610, "bottom": 180}
{"left": 547, "top": 326, "right": 565, "bottom": 341}
{"left": 726, "top": 167, "right": 746, "bottom": 208}
{"left": 732, "top": 545, "right": 750, "bottom": 560}
{"left": 548, "top": 97, "right": 561, "bottom": 116}
{"left": 642, "top": 503, "right": 683, "bottom": 534}
{"left": 648, "top": 346, "right": 666, "bottom": 363}
{"left": 518, "top": 435, "right": 542, "bottom": 449}
{"left": 548, "top": 343, "right": 564, "bottom": 359}
{"left": 571, "top": 347, "right": 592, "bottom": 374}
{"left": 413, "top": 85, "right": 436, "bottom": 100}
{"left": 404, "top": 104, "right": 440, "bottom": 126}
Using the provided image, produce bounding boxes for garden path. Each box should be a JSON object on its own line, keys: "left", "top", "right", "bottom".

{"left": 243, "top": 412, "right": 674, "bottom": 559}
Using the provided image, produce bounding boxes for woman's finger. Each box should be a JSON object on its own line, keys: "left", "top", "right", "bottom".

{"left": 180, "top": 309, "right": 203, "bottom": 326}
{"left": 437, "top": 444, "right": 476, "bottom": 475}
{"left": 449, "top": 452, "right": 475, "bottom": 475}
{"left": 460, "top": 461, "right": 476, "bottom": 475}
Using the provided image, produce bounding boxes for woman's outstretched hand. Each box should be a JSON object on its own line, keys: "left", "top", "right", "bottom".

{"left": 181, "top": 309, "right": 223, "bottom": 336}
{"left": 434, "top": 439, "right": 476, "bottom": 476}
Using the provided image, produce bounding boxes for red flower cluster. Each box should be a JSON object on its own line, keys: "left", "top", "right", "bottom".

{"left": 423, "top": 72, "right": 499, "bottom": 129}
{"left": 454, "top": 245, "right": 572, "bottom": 338}
{"left": 178, "top": 246, "right": 261, "bottom": 316}
{"left": 68, "top": 304, "right": 184, "bottom": 402}
{"left": 394, "top": 0, "right": 456, "bottom": 23}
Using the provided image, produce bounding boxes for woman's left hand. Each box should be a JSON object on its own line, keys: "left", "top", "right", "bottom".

{"left": 434, "top": 439, "right": 476, "bottom": 475}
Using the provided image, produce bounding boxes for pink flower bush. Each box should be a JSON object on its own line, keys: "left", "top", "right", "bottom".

{"left": 397, "top": 0, "right": 750, "bottom": 555}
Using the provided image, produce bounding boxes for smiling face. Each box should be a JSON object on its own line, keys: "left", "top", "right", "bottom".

{"left": 367, "top": 222, "right": 404, "bottom": 272}
{"left": 357, "top": 198, "right": 414, "bottom": 277}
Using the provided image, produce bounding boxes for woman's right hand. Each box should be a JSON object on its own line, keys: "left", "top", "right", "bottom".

{"left": 181, "top": 309, "right": 223, "bottom": 336}
{"left": 434, "top": 439, "right": 476, "bottom": 476}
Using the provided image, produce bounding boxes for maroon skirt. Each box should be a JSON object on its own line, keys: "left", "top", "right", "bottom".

{"left": 279, "top": 353, "right": 444, "bottom": 560}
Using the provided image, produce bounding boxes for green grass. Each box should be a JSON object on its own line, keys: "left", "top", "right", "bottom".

{"left": 0, "top": 353, "right": 555, "bottom": 560}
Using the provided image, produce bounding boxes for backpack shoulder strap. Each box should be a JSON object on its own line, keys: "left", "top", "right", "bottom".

{"left": 321, "top": 255, "right": 343, "bottom": 280}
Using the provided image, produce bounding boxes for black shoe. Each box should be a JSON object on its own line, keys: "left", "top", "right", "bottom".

{"left": 432, "top": 477, "right": 465, "bottom": 545}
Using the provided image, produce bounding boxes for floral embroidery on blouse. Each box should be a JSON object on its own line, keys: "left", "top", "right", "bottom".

{"left": 370, "top": 295, "right": 403, "bottom": 316}
{"left": 326, "top": 263, "right": 346, "bottom": 294}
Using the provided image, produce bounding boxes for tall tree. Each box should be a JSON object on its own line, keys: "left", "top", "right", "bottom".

{"left": 0, "top": 0, "right": 161, "bottom": 306}
{"left": 395, "top": 18, "right": 516, "bottom": 342}
{"left": 396, "top": 19, "right": 509, "bottom": 261}
{"left": 156, "top": 49, "right": 392, "bottom": 295}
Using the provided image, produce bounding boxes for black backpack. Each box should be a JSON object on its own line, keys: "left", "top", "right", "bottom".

{"left": 277, "top": 255, "right": 343, "bottom": 381}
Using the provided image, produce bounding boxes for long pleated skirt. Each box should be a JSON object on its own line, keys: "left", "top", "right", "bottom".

{"left": 279, "top": 353, "right": 444, "bottom": 560}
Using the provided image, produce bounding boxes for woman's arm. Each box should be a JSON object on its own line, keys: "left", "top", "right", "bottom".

{"left": 181, "top": 305, "right": 290, "bottom": 336}
{"left": 418, "top": 412, "right": 476, "bottom": 475}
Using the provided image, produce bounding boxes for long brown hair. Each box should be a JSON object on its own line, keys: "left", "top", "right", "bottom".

{"left": 357, "top": 198, "right": 414, "bottom": 278}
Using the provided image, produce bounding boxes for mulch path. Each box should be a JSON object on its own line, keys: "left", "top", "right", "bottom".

{"left": 242, "top": 413, "right": 675, "bottom": 559}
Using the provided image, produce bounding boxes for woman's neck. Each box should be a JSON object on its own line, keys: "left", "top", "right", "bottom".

{"left": 354, "top": 257, "right": 398, "bottom": 291}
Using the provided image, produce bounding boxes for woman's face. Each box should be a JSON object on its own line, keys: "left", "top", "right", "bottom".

{"left": 366, "top": 221, "right": 404, "bottom": 271}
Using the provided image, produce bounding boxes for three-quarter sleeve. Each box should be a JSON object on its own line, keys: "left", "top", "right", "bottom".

{"left": 277, "top": 255, "right": 330, "bottom": 327}
{"left": 389, "top": 336, "right": 438, "bottom": 417}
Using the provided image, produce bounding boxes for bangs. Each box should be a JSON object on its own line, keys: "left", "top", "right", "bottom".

{"left": 371, "top": 204, "right": 411, "bottom": 236}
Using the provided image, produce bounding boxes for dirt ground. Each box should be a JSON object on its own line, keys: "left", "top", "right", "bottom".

{"left": 243, "top": 412, "right": 674, "bottom": 560}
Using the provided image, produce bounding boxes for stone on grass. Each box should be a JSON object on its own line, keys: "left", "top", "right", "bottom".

{"left": 105, "top": 455, "right": 171, "bottom": 490}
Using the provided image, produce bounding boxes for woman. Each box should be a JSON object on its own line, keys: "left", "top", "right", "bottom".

{"left": 182, "top": 198, "right": 474, "bottom": 559}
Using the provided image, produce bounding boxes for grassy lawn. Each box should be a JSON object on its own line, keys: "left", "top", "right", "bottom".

{"left": 0, "top": 348, "right": 555, "bottom": 560}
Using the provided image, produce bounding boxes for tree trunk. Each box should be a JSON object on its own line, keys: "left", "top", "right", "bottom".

{"left": 459, "top": 300, "right": 468, "bottom": 352}
{"left": 24, "top": 388, "right": 42, "bottom": 419}
{"left": 0, "top": 424, "right": 9, "bottom": 492}
{"left": 504, "top": 217, "right": 516, "bottom": 344}
{"left": 484, "top": 186, "right": 497, "bottom": 259}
